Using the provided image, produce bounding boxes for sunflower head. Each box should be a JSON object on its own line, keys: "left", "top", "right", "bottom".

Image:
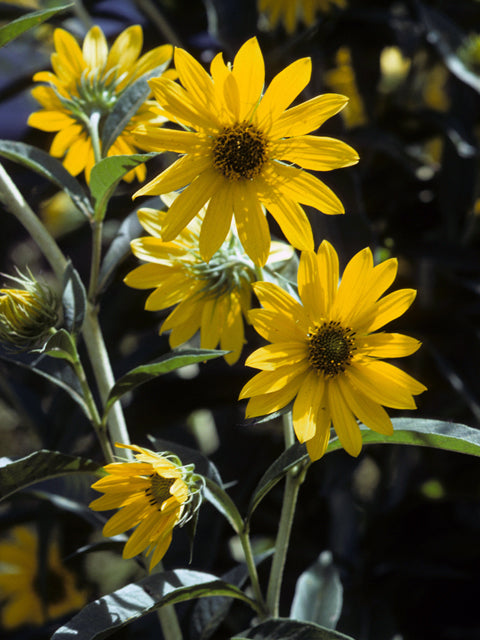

{"left": 0, "top": 269, "right": 58, "bottom": 351}
{"left": 89, "top": 443, "right": 204, "bottom": 570}
{"left": 240, "top": 240, "right": 427, "bottom": 460}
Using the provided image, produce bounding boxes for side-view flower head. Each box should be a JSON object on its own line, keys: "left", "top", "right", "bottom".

{"left": 89, "top": 443, "right": 203, "bottom": 571}
{"left": 240, "top": 241, "right": 427, "bottom": 459}
{"left": 124, "top": 197, "right": 295, "bottom": 364}
{"left": 28, "top": 25, "right": 173, "bottom": 182}
{"left": 133, "top": 36, "right": 359, "bottom": 267}
{"left": 258, "top": 0, "right": 347, "bottom": 34}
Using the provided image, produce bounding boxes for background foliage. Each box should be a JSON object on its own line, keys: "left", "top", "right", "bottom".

{"left": 1, "top": 0, "right": 480, "bottom": 639}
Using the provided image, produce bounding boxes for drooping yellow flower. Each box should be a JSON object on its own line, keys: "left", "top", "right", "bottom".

{"left": 0, "top": 526, "right": 87, "bottom": 629}
{"left": 133, "top": 37, "right": 359, "bottom": 267}
{"left": 240, "top": 241, "right": 426, "bottom": 460}
{"left": 89, "top": 443, "right": 202, "bottom": 571}
{"left": 258, "top": 0, "right": 347, "bottom": 34}
{"left": 124, "top": 198, "right": 295, "bottom": 365}
{"left": 28, "top": 25, "right": 172, "bottom": 182}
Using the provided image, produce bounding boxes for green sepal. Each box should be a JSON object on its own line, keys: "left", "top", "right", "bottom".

{"left": 52, "top": 569, "right": 261, "bottom": 640}
{"left": 233, "top": 618, "right": 356, "bottom": 639}
{"left": 0, "top": 2, "right": 73, "bottom": 47}
{"left": 89, "top": 153, "right": 157, "bottom": 221}
{"left": 0, "top": 450, "right": 102, "bottom": 501}
{"left": 203, "top": 476, "right": 244, "bottom": 535}
{"left": 103, "top": 348, "right": 227, "bottom": 418}
{"left": 0, "top": 140, "right": 93, "bottom": 218}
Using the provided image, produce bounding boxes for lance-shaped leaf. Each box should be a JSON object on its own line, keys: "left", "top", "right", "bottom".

{"left": 233, "top": 618, "right": 356, "bottom": 639}
{"left": 0, "top": 2, "right": 73, "bottom": 47}
{"left": 247, "top": 442, "right": 309, "bottom": 522}
{"left": 62, "top": 262, "right": 87, "bottom": 334}
{"left": 326, "top": 418, "right": 480, "bottom": 457}
{"left": 40, "top": 329, "right": 78, "bottom": 364}
{"left": 89, "top": 153, "right": 156, "bottom": 221}
{"left": 290, "top": 551, "right": 343, "bottom": 630}
{"left": 0, "top": 141, "right": 93, "bottom": 218}
{"left": 101, "top": 64, "right": 170, "bottom": 154}
{"left": 0, "top": 450, "right": 102, "bottom": 501}
{"left": 52, "top": 569, "right": 260, "bottom": 640}
{"left": 103, "top": 349, "right": 227, "bottom": 418}
{"left": 203, "top": 476, "right": 244, "bottom": 535}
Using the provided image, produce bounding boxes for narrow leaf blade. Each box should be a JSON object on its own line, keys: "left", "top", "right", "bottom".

{"left": 0, "top": 2, "right": 73, "bottom": 47}
{"left": 234, "top": 617, "right": 356, "bottom": 639}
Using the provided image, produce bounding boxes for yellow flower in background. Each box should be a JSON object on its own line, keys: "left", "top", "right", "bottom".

{"left": 133, "top": 37, "right": 359, "bottom": 267}
{"left": 258, "top": 0, "right": 347, "bottom": 34}
{"left": 90, "top": 443, "right": 202, "bottom": 571}
{"left": 324, "top": 47, "right": 367, "bottom": 129}
{"left": 240, "top": 241, "right": 426, "bottom": 460}
{"left": 28, "top": 25, "right": 173, "bottom": 182}
{"left": 124, "top": 198, "right": 295, "bottom": 364}
{"left": 0, "top": 527, "right": 87, "bottom": 629}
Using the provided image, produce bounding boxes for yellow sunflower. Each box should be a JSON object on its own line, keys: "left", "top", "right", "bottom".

{"left": 0, "top": 526, "right": 87, "bottom": 630}
{"left": 258, "top": 0, "right": 347, "bottom": 34}
{"left": 133, "top": 37, "right": 359, "bottom": 267}
{"left": 28, "top": 25, "right": 173, "bottom": 182}
{"left": 240, "top": 241, "right": 426, "bottom": 459}
{"left": 89, "top": 443, "right": 201, "bottom": 571}
{"left": 124, "top": 198, "right": 295, "bottom": 365}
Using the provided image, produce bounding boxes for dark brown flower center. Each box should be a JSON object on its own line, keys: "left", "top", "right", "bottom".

{"left": 212, "top": 122, "right": 268, "bottom": 180}
{"left": 307, "top": 321, "right": 356, "bottom": 377}
{"left": 145, "top": 474, "right": 175, "bottom": 509}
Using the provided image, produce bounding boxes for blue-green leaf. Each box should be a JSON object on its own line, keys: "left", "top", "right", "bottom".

{"left": 62, "top": 262, "right": 87, "bottom": 335}
{"left": 52, "top": 570, "right": 260, "bottom": 639}
{"left": 103, "top": 349, "right": 227, "bottom": 417}
{"left": 0, "top": 141, "right": 93, "bottom": 218}
{"left": 0, "top": 450, "right": 102, "bottom": 501}
{"left": 290, "top": 551, "right": 343, "bottom": 630}
{"left": 0, "top": 2, "right": 73, "bottom": 47}
{"left": 203, "top": 477, "right": 244, "bottom": 535}
{"left": 40, "top": 329, "right": 77, "bottom": 364}
{"left": 233, "top": 618, "right": 356, "bottom": 639}
{"left": 89, "top": 153, "right": 156, "bottom": 221}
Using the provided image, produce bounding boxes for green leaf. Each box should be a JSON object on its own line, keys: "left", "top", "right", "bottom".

{"left": 40, "top": 329, "right": 77, "bottom": 364}
{"left": 0, "top": 2, "right": 73, "bottom": 47}
{"left": 203, "top": 476, "right": 244, "bottom": 535}
{"left": 326, "top": 418, "right": 480, "bottom": 457}
{"left": 103, "top": 349, "right": 227, "bottom": 417}
{"left": 233, "top": 618, "right": 356, "bottom": 639}
{"left": 101, "top": 64, "right": 170, "bottom": 154}
{"left": 290, "top": 551, "right": 343, "bottom": 630}
{"left": 0, "top": 141, "right": 93, "bottom": 218}
{"left": 52, "top": 569, "right": 260, "bottom": 639}
{"left": 0, "top": 450, "right": 102, "bottom": 501}
{"left": 89, "top": 153, "right": 156, "bottom": 221}
{"left": 62, "top": 262, "right": 87, "bottom": 334}
{"left": 247, "top": 443, "right": 309, "bottom": 522}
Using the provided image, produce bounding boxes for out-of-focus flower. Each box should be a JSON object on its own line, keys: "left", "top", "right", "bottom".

{"left": 457, "top": 33, "right": 480, "bottom": 75}
{"left": 28, "top": 25, "right": 172, "bottom": 182}
{"left": 324, "top": 47, "right": 367, "bottom": 128}
{"left": 0, "top": 526, "right": 87, "bottom": 629}
{"left": 133, "top": 37, "right": 358, "bottom": 267}
{"left": 124, "top": 198, "right": 295, "bottom": 365}
{"left": 257, "top": 0, "right": 347, "bottom": 34}
{"left": 0, "top": 269, "right": 58, "bottom": 351}
{"left": 240, "top": 241, "right": 426, "bottom": 460}
{"left": 89, "top": 443, "right": 203, "bottom": 571}
{"left": 378, "top": 46, "right": 411, "bottom": 93}
{"left": 39, "top": 191, "right": 86, "bottom": 237}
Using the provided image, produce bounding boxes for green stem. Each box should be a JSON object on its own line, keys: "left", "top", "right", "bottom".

{"left": 87, "top": 111, "right": 102, "bottom": 165}
{"left": 88, "top": 218, "right": 103, "bottom": 302}
{"left": 266, "top": 413, "right": 308, "bottom": 616}
{"left": 82, "top": 306, "right": 133, "bottom": 460}
{"left": 239, "top": 525, "right": 268, "bottom": 618}
{"left": 157, "top": 603, "right": 183, "bottom": 640}
{"left": 0, "top": 162, "right": 67, "bottom": 280}
{"left": 71, "top": 348, "right": 115, "bottom": 463}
